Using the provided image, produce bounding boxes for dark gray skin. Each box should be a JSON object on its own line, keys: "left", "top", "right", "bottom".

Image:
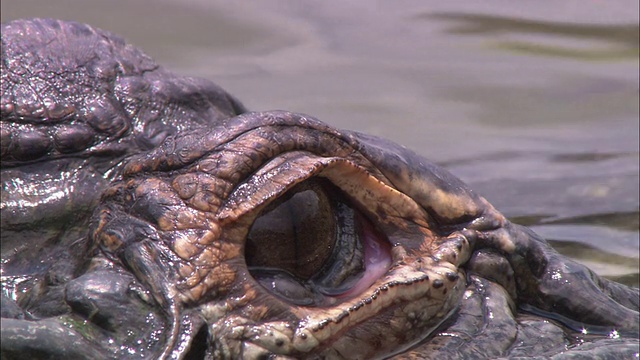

{"left": 1, "top": 18, "right": 638, "bottom": 359}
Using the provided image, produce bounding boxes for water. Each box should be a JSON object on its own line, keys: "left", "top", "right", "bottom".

{"left": 2, "top": 0, "right": 638, "bottom": 285}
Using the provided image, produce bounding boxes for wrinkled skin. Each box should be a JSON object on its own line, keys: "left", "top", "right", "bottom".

{"left": 1, "top": 19, "right": 638, "bottom": 360}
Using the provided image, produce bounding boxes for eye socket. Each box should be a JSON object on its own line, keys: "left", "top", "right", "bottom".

{"left": 245, "top": 178, "right": 392, "bottom": 306}
{"left": 245, "top": 179, "right": 337, "bottom": 280}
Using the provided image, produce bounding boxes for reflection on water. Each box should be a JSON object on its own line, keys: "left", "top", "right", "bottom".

{"left": 437, "top": 77, "right": 639, "bottom": 127}
{"left": 551, "top": 151, "right": 638, "bottom": 164}
{"left": 512, "top": 210, "right": 639, "bottom": 232}
{"left": 548, "top": 239, "right": 639, "bottom": 287}
{"left": 1, "top": 0, "right": 638, "bottom": 284}
{"left": 511, "top": 211, "right": 639, "bottom": 287}
{"left": 425, "top": 13, "right": 639, "bottom": 60}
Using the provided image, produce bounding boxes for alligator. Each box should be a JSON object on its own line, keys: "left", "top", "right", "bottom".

{"left": 1, "top": 18, "right": 638, "bottom": 359}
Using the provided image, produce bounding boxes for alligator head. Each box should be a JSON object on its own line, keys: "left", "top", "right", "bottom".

{"left": 1, "top": 18, "right": 638, "bottom": 359}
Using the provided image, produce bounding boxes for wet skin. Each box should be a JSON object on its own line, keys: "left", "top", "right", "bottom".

{"left": 1, "top": 19, "right": 638, "bottom": 359}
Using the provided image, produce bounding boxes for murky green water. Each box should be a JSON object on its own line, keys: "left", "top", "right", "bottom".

{"left": 2, "top": 0, "right": 638, "bottom": 285}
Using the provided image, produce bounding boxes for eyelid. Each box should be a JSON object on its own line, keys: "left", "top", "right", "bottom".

{"left": 319, "top": 163, "right": 432, "bottom": 230}
{"left": 218, "top": 150, "right": 432, "bottom": 234}
{"left": 217, "top": 151, "right": 336, "bottom": 223}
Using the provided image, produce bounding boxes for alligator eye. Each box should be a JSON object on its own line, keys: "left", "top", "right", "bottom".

{"left": 246, "top": 179, "right": 336, "bottom": 280}
{"left": 245, "top": 178, "right": 392, "bottom": 306}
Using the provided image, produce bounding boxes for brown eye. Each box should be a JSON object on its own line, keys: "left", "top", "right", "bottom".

{"left": 245, "top": 180, "right": 336, "bottom": 280}
{"left": 244, "top": 178, "right": 392, "bottom": 306}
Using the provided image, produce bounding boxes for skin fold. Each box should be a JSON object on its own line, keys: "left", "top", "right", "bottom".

{"left": 1, "top": 18, "right": 638, "bottom": 359}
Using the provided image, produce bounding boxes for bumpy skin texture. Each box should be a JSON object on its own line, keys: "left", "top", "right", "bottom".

{"left": 1, "top": 18, "right": 244, "bottom": 324}
{"left": 1, "top": 19, "right": 638, "bottom": 359}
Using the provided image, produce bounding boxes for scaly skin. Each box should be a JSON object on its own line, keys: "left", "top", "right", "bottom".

{"left": 1, "top": 19, "right": 638, "bottom": 359}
